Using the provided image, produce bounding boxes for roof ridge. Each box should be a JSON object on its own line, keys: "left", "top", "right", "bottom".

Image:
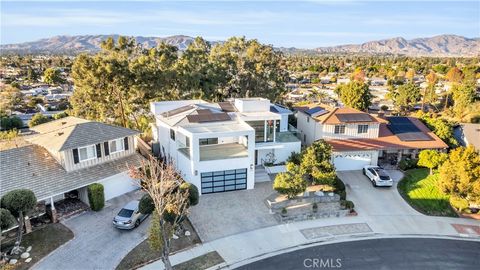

{"left": 320, "top": 107, "right": 338, "bottom": 124}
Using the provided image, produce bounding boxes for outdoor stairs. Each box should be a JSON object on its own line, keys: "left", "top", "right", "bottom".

{"left": 254, "top": 166, "right": 270, "bottom": 182}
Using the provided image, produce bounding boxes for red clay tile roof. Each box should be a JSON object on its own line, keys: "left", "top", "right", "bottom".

{"left": 327, "top": 117, "right": 448, "bottom": 152}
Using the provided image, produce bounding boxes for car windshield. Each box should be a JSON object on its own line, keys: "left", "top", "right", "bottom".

{"left": 117, "top": 208, "right": 134, "bottom": 218}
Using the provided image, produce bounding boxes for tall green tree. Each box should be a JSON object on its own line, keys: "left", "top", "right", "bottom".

{"left": 417, "top": 149, "right": 448, "bottom": 175}
{"left": 300, "top": 140, "right": 336, "bottom": 185}
{"left": 334, "top": 81, "right": 372, "bottom": 111}
{"left": 438, "top": 146, "right": 480, "bottom": 205}
{"left": 210, "top": 37, "right": 287, "bottom": 101}
{"left": 43, "top": 67, "right": 65, "bottom": 85}
{"left": 394, "top": 82, "right": 421, "bottom": 112}
{"left": 451, "top": 83, "right": 475, "bottom": 119}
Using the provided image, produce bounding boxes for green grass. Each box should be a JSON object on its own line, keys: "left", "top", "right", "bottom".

{"left": 173, "top": 251, "right": 224, "bottom": 270}
{"left": 1, "top": 223, "right": 74, "bottom": 270}
{"left": 397, "top": 168, "right": 457, "bottom": 217}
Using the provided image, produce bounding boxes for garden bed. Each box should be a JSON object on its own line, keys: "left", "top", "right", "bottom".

{"left": 0, "top": 223, "right": 73, "bottom": 270}
{"left": 397, "top": 168, "right": 457, "bottom": 217}
{"left": 173, "top": 251, "right": 224, "bottom": 270}
{"left": 116, "top": 218, "right": 201, "bottom": 270}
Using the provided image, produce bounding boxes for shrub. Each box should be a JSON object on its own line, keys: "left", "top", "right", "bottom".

{"left": 340, "top": 200, "right": 355, "bottom": 210}
{"left": 449, "top": 196, "right": 469, "bottom": 212}
{"left": 337, "top": 190, "right": 347, "bottom": 200}
{"left": 0, "top": 116, "right": 23, "bottom": 131}
{"left": 398, "top": 158, "right": 418, "bottom": 171}
{"left": 287, "top": 151, "right": 302, "bottom": 165}
{"left": 334, "top": 176, "right": 345, "bottom": 191}
{"left": 273, "top": 171, "right": 307, "bottom": 199}
{"left": 180, "top": 182, "right": 199, "bottom": 206}
{"left": 29, "top": 113, "right": 51, "bottom": 127}
{"left": 281, "top": 207, "right": 287, "bottom": 216}
{"left": 87, "top": 183, "right": 105, "bottom": 211}
{"left": 0, "top": 208, "right": 16, "bottom": 230}
{"left": 139, "top": 194, "right": 154, "bottom": 214}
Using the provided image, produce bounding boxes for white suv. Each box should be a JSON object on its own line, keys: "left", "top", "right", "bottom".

{"left": 363, "top": 166, "right": 393, "bottom": 187}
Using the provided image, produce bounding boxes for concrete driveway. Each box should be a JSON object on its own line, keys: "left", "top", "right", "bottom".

{"left": 337, "top": 170, "right": 421, "bottom": 217}
{"left": 33, "top": 190, "right": 149, "bottom": 270}
{"left": 188, "top": 182, "right": 277, "bottom": 242}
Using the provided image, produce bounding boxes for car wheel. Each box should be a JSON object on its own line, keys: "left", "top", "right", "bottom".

{"left": 135, "top": 220, "right": 140, "bottom": 227}
{"left": 372, "top": 180, "right": 377, "bottom": 187}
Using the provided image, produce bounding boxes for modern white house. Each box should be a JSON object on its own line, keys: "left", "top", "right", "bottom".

{"left": 295, "top": 105, "right": 448, "bottom": 171}
{"left": 150, "top": 98, "right": 301, "bottom": 195}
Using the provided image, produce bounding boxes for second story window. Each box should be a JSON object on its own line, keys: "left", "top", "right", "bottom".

{"left": 79, "top": 145, "right": 96, "bottom": 162}
{"left": 358, "top": 124, "right": 369, "bottom": 134}
{"left": 109, "top": 138, "right": 125, "bottom": 154}
{"left": 334, "top": 125, "right": 346, "bottom": 134}
{"left": 170, "top": 129, "right": 176, "bottom": 141}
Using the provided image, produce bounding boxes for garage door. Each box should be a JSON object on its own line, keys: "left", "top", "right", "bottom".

{"left": 100, "top": 172, "right": 139, "bottom": 200}
{"left": 201, "top": 169, "right": 247, "bottom": 194}
{"left": 333, "top": 153, "right": 372, "bottom": 171}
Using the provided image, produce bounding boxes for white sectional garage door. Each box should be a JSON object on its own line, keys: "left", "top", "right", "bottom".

{"left": 100, "top": 172, "right": 138, "bottom": 200}
{"left": 333, "top": 153, "right": 372, "bottom": 171}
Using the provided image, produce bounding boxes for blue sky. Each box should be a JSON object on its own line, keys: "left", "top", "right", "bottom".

{"left": 1, "top": 1, "right": 479, "bottom": 48}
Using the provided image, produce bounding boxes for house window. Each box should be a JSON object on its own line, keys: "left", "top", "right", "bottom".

{"left": 275, "top": 120, "right": 280, "bottom": 132}
{"left": 358, "top": 124, "right": 369, "bottom": 134}
{"left": 334, "top": 125, "right": 346, "bottom": 134}
{"left": 170, "top": 129, "right": 175, "bottom": 141}
{"left": 109, "top": 138, "right": 125, "bottom": 154}
{"left": 79, "top": 145, "right": 96, "bottom": 162}
{"left": 199, "top": 138, "right": 218, "bottom": 145}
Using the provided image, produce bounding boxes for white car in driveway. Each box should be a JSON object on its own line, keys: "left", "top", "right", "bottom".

{"left": 363, "top": 166, "right": 393, "bottom": 187}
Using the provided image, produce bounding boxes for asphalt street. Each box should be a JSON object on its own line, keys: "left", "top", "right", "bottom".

{"left": 236, "top": 238, "right": 480, "bottom": 270}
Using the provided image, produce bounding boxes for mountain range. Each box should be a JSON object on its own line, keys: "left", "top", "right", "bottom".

{"left": 1, "top": 34, "right": 478, "bottom": 57}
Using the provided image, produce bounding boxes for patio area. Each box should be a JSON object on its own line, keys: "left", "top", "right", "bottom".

{"left": 188, "top": 182, "right": 277, "bottom": 242}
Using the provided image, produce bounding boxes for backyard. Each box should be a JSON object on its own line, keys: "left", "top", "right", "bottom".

{"left": 397, "top": 168, "right": 457, "bottom": 217}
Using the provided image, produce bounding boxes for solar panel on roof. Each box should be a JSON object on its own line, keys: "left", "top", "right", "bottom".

{"left": 187, "top": 112, "right": 231, "bottom": 123}
{"left": 270, "top": 106, "right": 279, "bottom": 113}
{"left": 397, "top": 132, "right": 432, "bottom": 141}
{"left": 305, "top": 106, "right": 326, "bottom": 116}
{"left": 196, "top": 109, "right": 211, "bottom": 115}
{"left": 336, "top": 113, "right": 373, "bottom": 122}
{"left": 218, "top": 102, "right": 237, "bottom": 112}
{"left": 161, "top": 105, "right": 195, "bottom": 117}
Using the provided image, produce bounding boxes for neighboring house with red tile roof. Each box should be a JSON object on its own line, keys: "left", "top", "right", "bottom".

{"left": 295, "top": 105, "right": 448, "bottom": 171}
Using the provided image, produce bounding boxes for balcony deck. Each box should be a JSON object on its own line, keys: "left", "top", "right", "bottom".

{"left": 200, "top": 143, "right": 248, "bottom": 161}
{"left": 179, "top": 143, "right": 249, "bottom": 161}
{"left": 276, "top": 132, "right": 301, "bottom": 143}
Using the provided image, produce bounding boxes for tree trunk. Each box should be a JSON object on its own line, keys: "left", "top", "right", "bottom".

{"left": 421, "top": 87, "right": 426, "bottom": 111}
{"left": 430, "top": 167, "right": 433, "bottom": 175}
{"left": 444, "top": 92, "right": 449, "bottom": 111}
{"left": 114, "top": 86, "right": 127, "bottom": 128}
{"left": 11, "top": 212, "right": 24, "bottom": 255}
{"left": 160, "top": 220, "right": 173, "bottom": 270}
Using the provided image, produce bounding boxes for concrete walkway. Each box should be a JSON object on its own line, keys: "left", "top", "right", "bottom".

{"left": 142, "top": 171, "right": 480, "bottom": 270}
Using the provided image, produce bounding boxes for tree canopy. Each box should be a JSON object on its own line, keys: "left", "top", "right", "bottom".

{"left": 417, "top": 149, "right": 447, "bottom": 175}
{"left": 43, "top": 67, "right": 65, "bottom": 85}
{"left": 393, "top": 82, "right": 421, "bottom": 111}
{"left": 438, "top": 146, "right": 480, "bottom": 205}
{"left": 334, "top": 81, "right": 372, "bottom": 111}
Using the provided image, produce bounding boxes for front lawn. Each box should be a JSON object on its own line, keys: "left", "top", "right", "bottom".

{"left": 397, "top": 168, "right": 457, "bottom": 217}
{"left": 1, "top": 223, "right": 73, "bottom": 270}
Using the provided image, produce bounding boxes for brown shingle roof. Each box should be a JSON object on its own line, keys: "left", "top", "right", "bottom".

{"left": 26, "top": 116, "right": 140, "bottom": 151}
{"left": 0, "top": 143, "right": 143, "bottom": 200}
{"left": 327, "top": 117, "right": 448, "bottom": 152}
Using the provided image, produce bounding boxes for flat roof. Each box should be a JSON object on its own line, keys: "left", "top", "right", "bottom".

{"left": 182, "top": 122, "right": 253, "bottom": 134}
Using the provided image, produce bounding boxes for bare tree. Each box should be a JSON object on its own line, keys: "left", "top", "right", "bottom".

{"left": 129, "top": 157, "right": 189, "bottom": 270}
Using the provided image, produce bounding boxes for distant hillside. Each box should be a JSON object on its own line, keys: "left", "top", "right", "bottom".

{"left": 315, "top": 35, "right": 480, "bottom": 57}
{"left": 1, "top": 34, "right": 478, "bottom": 56}
{"left": 0, "top": 35, "right": 197, "bottom": 55}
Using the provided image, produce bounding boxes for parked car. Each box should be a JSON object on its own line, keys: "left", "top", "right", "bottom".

{"left": 363, "top": 166, "right": 393, "bottom": 187}
{"left": 113, "top": 200, "right": 148, "bottom": 229}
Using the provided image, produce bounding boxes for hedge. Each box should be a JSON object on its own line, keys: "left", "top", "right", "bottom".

{"left": 87, "top": 183, "right": 105, "bottom": 211}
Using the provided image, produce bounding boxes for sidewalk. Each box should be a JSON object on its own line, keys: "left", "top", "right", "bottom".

{"left": 141, "top": 214, "right": 480, "bottom": 269}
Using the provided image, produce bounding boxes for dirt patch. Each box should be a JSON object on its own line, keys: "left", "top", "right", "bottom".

{"left": 116, "top": 218, "right": 201, "bottom": 270}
